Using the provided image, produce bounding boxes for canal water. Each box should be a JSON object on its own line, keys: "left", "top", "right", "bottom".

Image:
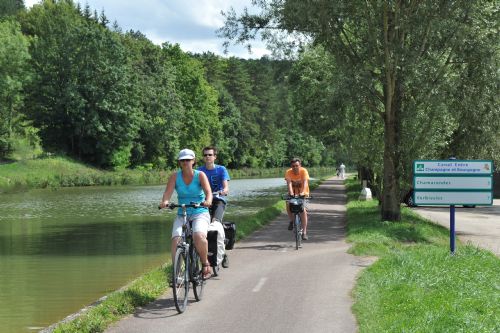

{"left": 0, "top": 178, "right": 287, "bottom": 333}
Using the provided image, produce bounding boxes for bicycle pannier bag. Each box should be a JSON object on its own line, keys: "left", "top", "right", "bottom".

{"left": 207, "top": 230, "right": 218, "bottom": 267}
{"left": 223, "top": 222, "right": 236, "bottom": 250}
{"left": 289, "top": 198, "right": 304, "bottom": 213}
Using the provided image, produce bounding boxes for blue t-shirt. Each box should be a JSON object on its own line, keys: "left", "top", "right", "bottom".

{"left": 198, "top": 165, "right": 230, "bottom": 202}
{"left": 175, "top": 170, "right": 208, "bottom": 216}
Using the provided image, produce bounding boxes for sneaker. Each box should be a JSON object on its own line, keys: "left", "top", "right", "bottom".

{"left": 302, "top": 233, "right": 309, "bottom": 240}
{"left": 222, "top": 254, "right": 229, "bottom": 268}
{"left": 288, "top": 221, "right": 293, "bottom": 230}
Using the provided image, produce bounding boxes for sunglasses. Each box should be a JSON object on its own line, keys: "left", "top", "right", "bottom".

{"left": 179, "top": 159, "right": 193, "bottom": 162}
{"left": 203, "top": 154, "right": 214, "bottom": 157}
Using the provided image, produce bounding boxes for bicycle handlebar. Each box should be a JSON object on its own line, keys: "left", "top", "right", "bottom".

{"left": 282, "top": 194, "right": 312, "bottom": 200}
{"left": 158, "top": 202, "right": 203, "bottom": 210}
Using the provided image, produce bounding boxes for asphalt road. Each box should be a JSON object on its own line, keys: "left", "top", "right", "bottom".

{"left": 105, "top": 178, "right": 372, "bottom": 333}
{"left": 412, "top": 199, "right": 500, "bottom": 256}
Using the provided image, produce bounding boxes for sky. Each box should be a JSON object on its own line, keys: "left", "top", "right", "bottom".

{"left": 23, "top": 0, "right": 270, "bottom": 59}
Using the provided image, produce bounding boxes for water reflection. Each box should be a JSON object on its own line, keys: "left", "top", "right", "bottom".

{"left": 0, "top": 178, "right": 286, "bottom": 332}
{"left": 0, "top": 219, "right": 170, "bottom": 256}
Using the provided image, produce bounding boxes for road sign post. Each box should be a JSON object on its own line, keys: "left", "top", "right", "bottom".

{"left": 450, "top": 205, "right": 455, "bottom": 254}
{"left": 413, "top": 160, "right": 493, "bottom": 255}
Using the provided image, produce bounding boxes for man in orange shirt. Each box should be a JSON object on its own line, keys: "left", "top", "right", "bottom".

{"left": 285, "top": 158, "right": 310, "bottom": 240}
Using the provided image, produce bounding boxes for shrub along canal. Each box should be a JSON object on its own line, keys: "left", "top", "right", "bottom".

{"left": 0, "top": 178, "right": 288, "bottom": 333}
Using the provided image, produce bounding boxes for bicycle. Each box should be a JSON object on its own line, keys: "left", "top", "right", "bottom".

{"left": 283, "top": 194, "right": 309, "bottom": 250}
{"left": 160, "top": 202, "right": 206, "bottom": 314}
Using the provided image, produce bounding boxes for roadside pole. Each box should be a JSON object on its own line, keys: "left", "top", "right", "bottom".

{"left": 450, "top": 205, "right": 455, "bottom": 255}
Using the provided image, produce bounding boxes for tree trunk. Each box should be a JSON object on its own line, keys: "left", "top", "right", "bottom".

{"left": 380, "top": 4, "right": 401, "bottom": 221}
{"left": 382, "top": 112, "right": 401, "bottom": 221}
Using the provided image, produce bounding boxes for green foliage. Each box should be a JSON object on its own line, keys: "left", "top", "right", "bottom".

{"left": 20, "top": 0, "right": 140, "bottom": 169}
{"left": 0, "top": 0, "right": 24, "bottom": 18}
{"left": 0, "top": 19, "right": 32, "bottom": 159}
{"left": 7, "top": 121, "right": 42, "bottom": 160}
{"left": 123, "top": 32, "right": 183, "bottom": 169}
{"left": 162, "top": 43, "right": 221, "bottom": 160}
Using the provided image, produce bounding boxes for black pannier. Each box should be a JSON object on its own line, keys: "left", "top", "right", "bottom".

{"left": 207, "top": 230, "right": 218, "bottom": 267}
{"left": 289, "top": 198, "right": 304, "bottom": 213}
{"left": 223, "top": 222, "right": 236, "bottom": 250}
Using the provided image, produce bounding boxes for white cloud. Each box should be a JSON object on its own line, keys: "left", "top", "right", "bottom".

{"left": 23, "top": 0, "right": 270, "bottom": 59}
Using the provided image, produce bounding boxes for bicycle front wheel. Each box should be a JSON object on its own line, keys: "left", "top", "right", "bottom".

{"left": 172, "top": 247, "right": 189, "bottom": 313}
{"left": 294, "top": 214, "right": 302, "bottom": 250}
{"left": 191, "top": 249, "right": 205, "bottom": 301}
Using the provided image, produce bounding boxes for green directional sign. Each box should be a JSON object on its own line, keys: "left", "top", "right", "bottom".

{"left": 414, "top": 191, "right": 492, "bottom": 205}
{"left": 414, "top": 176, "right": 492, "bottom": 190}
{"left": 413, "top": 160, "right": 492, "bottom": 175}
{"left": 413, "top": 160, "right": 493, "bottom": 206}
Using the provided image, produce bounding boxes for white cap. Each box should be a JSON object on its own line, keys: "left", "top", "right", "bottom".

{"left": 178, "top": 148, "right": 195, "bottom": 160}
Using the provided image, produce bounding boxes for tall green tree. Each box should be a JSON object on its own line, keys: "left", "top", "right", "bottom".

{"left": 122, "top": 31, "right": 183, "bottom": 169}
{"left": 221, "top": 0, "right": 500, "bottom": 220}
{"left": 194, "top": 53, "right": 241, "bottom": 166}
{"left": 223, "top": 57, "right": 262, "bottom": 167}
{"left": 0, "top": 19, "right": 31, "bottom": 158}
{"left": 162, "top": 43, "right": 221, "bottom": 159}
{"left": 0, "top": 0, "right": 25, "bottom": 18}
{"left": 20, "top": 0, "right": 140, "bottom": 168}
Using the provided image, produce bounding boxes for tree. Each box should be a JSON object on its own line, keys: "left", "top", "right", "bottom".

{"left": 220, "top": 0, "right": 500, "bottom": 220}
{"left": 20, "top": 0, "right": 140, "bottom": 168}
{"left": 0, "top": 19, "right": 32, "bottom": 158}
{"left": 122, "top": 31, "right": 183, "bottom": 169}
{"left": 0, "top": 0, "right": 25, "bottom": 18}
{"left": 162, "top": 44, "right": 222, "bottom": 158}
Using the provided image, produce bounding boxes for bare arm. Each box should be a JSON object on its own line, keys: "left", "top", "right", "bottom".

{"left": 300, "top": 169, "right": 310, "bottom": 196}
{"left": 300, "top": 178, "right": 309, "bottom": 196}
{"left": 286, "top": 177, "right": 294, "bottom": 196}
{"left": 199, "top": 172, "right": 213, "bottom": 207}
{"left": 159, "top": 172, "right": 177, "bottom": 208}
{"left": 221, "top": 179, "right": 229, "bottom": 195}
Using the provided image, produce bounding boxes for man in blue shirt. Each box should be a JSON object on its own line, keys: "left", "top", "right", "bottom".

{"left": 198, "top": 146, "right": 231, "bottom": 268}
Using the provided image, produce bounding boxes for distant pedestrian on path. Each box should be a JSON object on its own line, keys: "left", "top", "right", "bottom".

{"left": 339, "top": 163, "right": 346, "bottom": 179}
{"left": 285, "top": 157, "right": 310, "bottom": 240}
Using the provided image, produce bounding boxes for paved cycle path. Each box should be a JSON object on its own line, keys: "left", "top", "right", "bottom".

{"left": 106, "top": 177, "right": 371, "bottom": 333}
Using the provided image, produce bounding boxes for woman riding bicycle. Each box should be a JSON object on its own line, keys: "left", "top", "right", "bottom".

{"left": 285, "top": 157, "right": 310, "bottom": 240}
{"left": 159, "top": 148, "right": 213, "bottom": 279}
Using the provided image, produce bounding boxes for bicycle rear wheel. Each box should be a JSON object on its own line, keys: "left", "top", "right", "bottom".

{"left": 294, "top": 214, "right": 302, "bottom": 250}
{"left": 172, "top": 247, "right": 189, "bottom": 313}
{"left": 191, "top": 249, "right": 205, "bottom": 301}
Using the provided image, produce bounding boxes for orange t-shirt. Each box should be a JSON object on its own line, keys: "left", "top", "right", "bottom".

{"left": 285, "top": 167, "right": 310, "bottom": 196}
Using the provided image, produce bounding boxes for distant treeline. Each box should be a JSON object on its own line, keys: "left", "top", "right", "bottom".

{"left": 0, "top": 0, "right": 332, "bottom": 170}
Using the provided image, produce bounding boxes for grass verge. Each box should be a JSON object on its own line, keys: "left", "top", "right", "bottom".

{"left": 345, "top": 178, "right": 500, "bottom": 333}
